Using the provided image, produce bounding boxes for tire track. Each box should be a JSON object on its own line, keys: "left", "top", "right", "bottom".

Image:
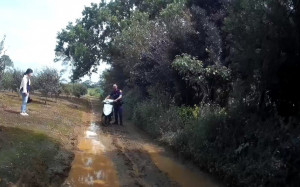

{"left": 91, "top": 98, "right": 220, "bottom": 187}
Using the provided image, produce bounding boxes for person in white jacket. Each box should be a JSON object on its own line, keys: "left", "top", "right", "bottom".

{"left": 19, "top": 68, "right": 33, "bottom": 116}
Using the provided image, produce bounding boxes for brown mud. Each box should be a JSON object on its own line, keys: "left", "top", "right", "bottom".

{"left": 64, "top": 98, "right": 222, "bottom": 187}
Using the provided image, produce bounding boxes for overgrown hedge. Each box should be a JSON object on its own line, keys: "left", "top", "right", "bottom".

{"left": 132, "top": 99, "right": 300, "bottom": 186}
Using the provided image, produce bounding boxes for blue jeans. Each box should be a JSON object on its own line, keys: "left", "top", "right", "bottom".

{"left": 20, "top": 92, "right": 28, "bottom": 113}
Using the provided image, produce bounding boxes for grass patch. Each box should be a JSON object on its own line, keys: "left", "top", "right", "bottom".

{"left": 0, "top": 127, "right": 73, "bottom": 186}
{"left": 0, "top": 92, "right": 89, "bottom": 144}
{"left": 0, "top": 91, "right": 91, "bottom": 185}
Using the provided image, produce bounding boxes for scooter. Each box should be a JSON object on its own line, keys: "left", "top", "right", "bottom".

{"left": 102, "top": 99, "right": 114, "bottom": 126}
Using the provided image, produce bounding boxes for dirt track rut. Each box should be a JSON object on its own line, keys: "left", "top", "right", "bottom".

{"left": 65, "top": 98, "right": 221, "bottom": 187}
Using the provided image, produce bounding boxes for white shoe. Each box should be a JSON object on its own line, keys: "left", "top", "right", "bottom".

{"left": 20, "top": 112, "right": 29, "bottom": 116}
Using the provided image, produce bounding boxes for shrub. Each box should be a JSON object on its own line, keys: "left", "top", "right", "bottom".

{"left": 71, "top": 83, "right": 87, "bottom": 98}
{"left": 122, "top": 88, "right": 143, "bottom": 120}
{"left": 87, "top": 88, "right": 103, "bottom": 98}
{"left": 0, "top": 71, "right": 13, "bottom": 91}
{"left": 36, "top": 68, "right": 60, "bottom": 103}
{"left": 175, "top": 103, "right": 300, "bottom": 186}
{"left": 133, "top": 99, "right": 300, "bottom": 186}
{"left": 132, "top": 98, "right": 226, "bottom": 147}
{"left": 0, "top": 69, "right": 23, "bottom": 92}
{"left": 174, "top": 104, "right": 227, "bottom": 157}
{"left": 133, "top": 99, "right": 163, "bottom": 137}
{"left": 61, "top": 84, "right": 72, "bottom": 97}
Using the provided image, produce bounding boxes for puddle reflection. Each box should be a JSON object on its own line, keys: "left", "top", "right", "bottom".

{"left": 65, "top": 122, "right": 118, "bottom": 187}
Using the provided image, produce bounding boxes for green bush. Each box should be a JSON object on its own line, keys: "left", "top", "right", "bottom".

{"left": 88, "top": 88, "right": 103, "bottom": 98}
{"left": 206, "top": 105, "right": 300, "bottom": 187}
{"left": 133, "top": 99, "right": 300, "bottom": 186}
{"left": 71, "top": 84, "right": 88, "bottom": 98}
{"left": 0, "top": 71, "right": 13, "bottom": 91}
{"left": 122, "top": 88, "right": 142, "bottom": 120}
{"left": 184, "top": 106, "right": 300, "bottom": 187}
{"left": 133, "top": 99, "right": 163, "bottom": 137}
{"left": 133, "top": 98, "right": 226, "bottom": 146}
{"left": 0, "top": 69, "right": 23, "bottom": 92}
{"left": 61, "top": 84, "right": 72, "bottom": 97}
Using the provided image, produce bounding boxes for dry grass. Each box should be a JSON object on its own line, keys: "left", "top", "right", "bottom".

{"left": 0, "top": 91, "right": 92, "bottom": 185}
{"left": 0, "top": 91, "right": 91, "bottom": 150}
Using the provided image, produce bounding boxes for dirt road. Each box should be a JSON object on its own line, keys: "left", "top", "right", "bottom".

{"left": 64, "top": 98, "right": 221, "bottom": 187}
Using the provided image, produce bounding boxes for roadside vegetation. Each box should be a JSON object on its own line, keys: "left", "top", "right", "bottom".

{"left": 1, "top": 41, "right": 91, "bottom": 185}
{"left": 0, "top": 90, "right": 90, "bottom": 185}
{"left": 87, "top": 88, "right": 103, "bottom": 98}
{"left": 55, "top": 0, "right": 300, "bottom": 186}
{"left": 0, "top": 68, "right": 88, "bottom": 100}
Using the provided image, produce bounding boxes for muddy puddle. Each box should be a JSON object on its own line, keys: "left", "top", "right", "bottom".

{"left": 64, "top": 122, "right": 119, "bottom": 187}
{"left": 143, "top": 144, "right": 220, "bottom": 187}
{"left": 65, "top": 99, "right": 221, "bottom": 187}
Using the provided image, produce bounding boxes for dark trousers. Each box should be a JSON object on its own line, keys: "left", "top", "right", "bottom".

{"left": 114, "top": 105, "right": 123, "bottom": 124}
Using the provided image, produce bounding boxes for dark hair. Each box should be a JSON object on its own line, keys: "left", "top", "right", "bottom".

{"left": 24, "top": 68, "right": 33, "bottom": 75}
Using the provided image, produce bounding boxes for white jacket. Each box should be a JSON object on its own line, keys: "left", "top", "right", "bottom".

{"left": 19, "top": 75, "right": 31, "bottom": 93}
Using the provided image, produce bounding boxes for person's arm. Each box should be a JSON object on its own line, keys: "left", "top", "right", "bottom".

{"left": 114, "top": 90, "right": 122, "bottom": 102}
{"left": 114, "top": 95, "right": 122, "bottom": 102}
{"left": 22, "top": 77, "right": 28, "bottom": 94}
{"left": 105, "top": 95, "right": 110, "bottom": 99}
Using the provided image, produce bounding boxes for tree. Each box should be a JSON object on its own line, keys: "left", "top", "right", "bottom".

{"left": 82, "top": 80, "right": 93, "bottom": 88}
{"left": 173, "top": 54, "right": 231, "bottom": 105}
{"left": 54, "top": 2, "right": 132, "bottom": 81}
{"left": 12, "top": 69, "right": 23, "bottom": 92}
{"left": 224, "top": 0, "right": 300, "bottom": 116}
{"left": 71, "top": 83, "right": 87, "bottom": 98}
{"left": 112, "top": 11, "right": 173, "bottom": 88}
{"left": 1, "top": 69, "right": 23, "bottom": 93}
{"left": 55, "top": 0, "right": 179, "bottom": 81}
{"left": 61, "top": 83, "right": 72, "bottom": 98}
{"left": 29, "top": 75, "right": 39, "bottom": 93}
{"left": 109, "top": 2, "right": 198, "bottom": 100}
{"left": 0, "top": 36, "right": 13, "bottom": 85}
{"left": 0, "top": 55, "right": 13, "bottom": 71}
{"left": 36, "top": 68, "right": 60, "bottom": 104}
{"left": 1, "top": 70, "right": 13, "bottom": 91}
{"left": 53, "top": 1, "right": 300, "bottom": 186}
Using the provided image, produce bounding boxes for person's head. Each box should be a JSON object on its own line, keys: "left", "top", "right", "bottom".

{"left": 113, "top": 84, "right": 118, "bottom": 91}
{"left": 24, "top": 68, "right": 33, "bottom": 77}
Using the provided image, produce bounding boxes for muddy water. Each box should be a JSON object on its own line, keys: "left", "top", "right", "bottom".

{"left": 65, "top": 98, "right": 220, "bottom": 187}
{"left": 64, "top": 122, "right": 119, "bottom": 187}
{"left": 143, "top": 144, "right": 220, "bottom": 187}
